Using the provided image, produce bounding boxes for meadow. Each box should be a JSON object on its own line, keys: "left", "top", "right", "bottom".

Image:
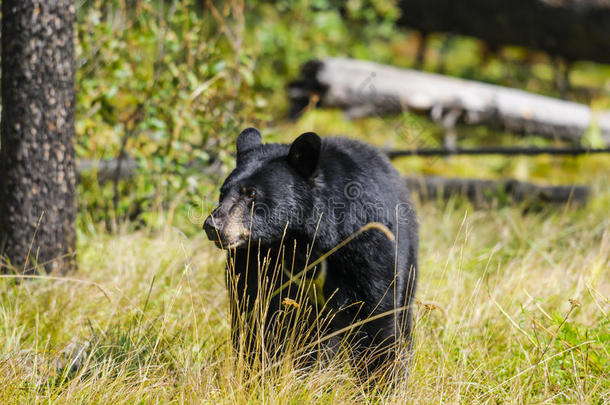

{"left": 1, "top": 1, "right": 609, "bottom": 403}
{"left": 1, "top": 182, "right": 608, "bottom": 403}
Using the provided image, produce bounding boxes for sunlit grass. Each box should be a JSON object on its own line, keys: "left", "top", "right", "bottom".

{"left": 1, "top": 187, "right": 608, "bottom": 403}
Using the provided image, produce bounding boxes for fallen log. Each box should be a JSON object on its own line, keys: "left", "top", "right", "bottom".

{"left": 288, "top": 58, "right": 610, "bottom": 144}
{"left": 76, "top": 157, "right": 225, "bottom": 184}
{"left": 385, "top": 146, "right": 610, "bottom": 158}
{"left": 396, "top": 0, "right": 610, "bottom": 65}
{"left": 405, "top": 175, "right": 589, "bottom": 206}
{"left": 76, "top": 158, "right": 590, "bottom": 207}
{"left": 77, "top": 157, "right": 138, "bottom": 183}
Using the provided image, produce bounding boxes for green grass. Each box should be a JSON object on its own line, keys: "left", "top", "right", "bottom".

{"left": 1, "top": 187, "right": 608, "bottom": 403}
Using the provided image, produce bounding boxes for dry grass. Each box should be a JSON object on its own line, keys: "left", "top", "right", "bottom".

{"left": 1, "top": 189, "right": 608, "bottom": 403}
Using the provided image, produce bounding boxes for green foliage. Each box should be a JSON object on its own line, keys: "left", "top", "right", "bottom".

{"left": 74, "top": 0, "right": 610, "bottom": 231}
{"left": 73, "top": 0, "right": 418, "bottom": 227}
{"left": 76, "top": 0, "right": 252, "bottom": 224}
{"left": 74, "top": 0, "right": 610, "bottom": 230}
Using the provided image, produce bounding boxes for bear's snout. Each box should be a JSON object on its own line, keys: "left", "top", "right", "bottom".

{"left": 203, "top": 214, "right": 224, "bottom": 248}
{"left": 203, "top": 207, "right": 249, "bottom": 250}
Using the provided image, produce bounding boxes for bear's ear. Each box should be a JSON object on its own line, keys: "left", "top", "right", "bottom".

{"left": 287, "top": 132, "right": 321, "bottom": 179}
{"left": 236, "top": 127, "right": 262, "bottom": 155}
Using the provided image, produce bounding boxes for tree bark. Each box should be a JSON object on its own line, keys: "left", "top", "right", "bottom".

{"left": 0, "top": 0, "right": 77, "bottom": 274}
{"left": 288, "top": 58, "right": 610, "bottom": 144}
{"left": 396, "top": 0, "right": 610, "bottom": 65}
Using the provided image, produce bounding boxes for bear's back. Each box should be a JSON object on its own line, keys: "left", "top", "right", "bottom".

{"left": 318, "top": 136, "right": 410, "bottom": 207}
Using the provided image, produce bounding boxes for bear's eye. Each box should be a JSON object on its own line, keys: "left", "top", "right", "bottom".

{"left": 243, "top": 187, "right": 256, "bottom": 199}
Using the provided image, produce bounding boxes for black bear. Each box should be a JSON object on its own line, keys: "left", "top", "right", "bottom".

{"left": 203, "top": 128, "right": 418, "bottom": 376}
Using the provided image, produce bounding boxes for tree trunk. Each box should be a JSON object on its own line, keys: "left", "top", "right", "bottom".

{"left": 0, "top": 0, "right": 77, "bottom": 274}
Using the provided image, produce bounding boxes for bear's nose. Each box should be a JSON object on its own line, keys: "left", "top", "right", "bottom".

{"left": 203, "top": 215, "right": 221, "bottom": 241}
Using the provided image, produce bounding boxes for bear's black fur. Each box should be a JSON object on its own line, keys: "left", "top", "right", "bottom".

{"left": 203, "top": 128, "right": 418, "bottom": 375}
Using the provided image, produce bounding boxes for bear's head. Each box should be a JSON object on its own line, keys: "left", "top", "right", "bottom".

{"left": 203, "top": 128, "right": 321, "bottom": 250}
